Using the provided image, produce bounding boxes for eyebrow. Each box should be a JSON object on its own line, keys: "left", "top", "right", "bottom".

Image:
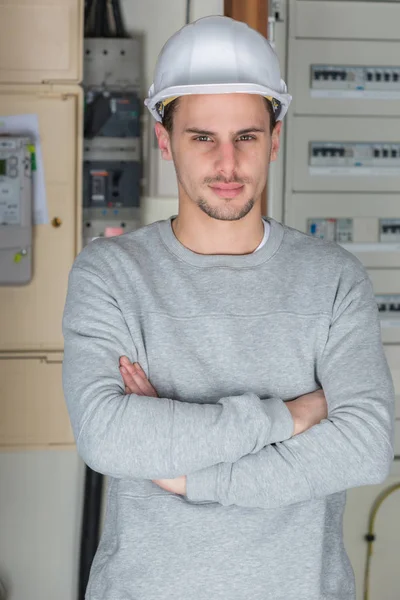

{"left": 185, "top": 127, "right": 266, "bottom": 136}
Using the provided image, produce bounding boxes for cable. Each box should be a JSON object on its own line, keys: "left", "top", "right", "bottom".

{"left": 102, "top": 0, "right": 112, "bottom": 38}
{"left": 111, "top": 0, "right": 126, "bottom": 38}
{"left": 94, "top": 0, "right": 104, "bottom": 37}
{"left": 363, "top": 481, "right": 400, "bottom": 600}
{"left": 185, "top": 0, "right": 191, "bottom": 24}
{"left": 84, "top": 0, "right": 92, "bottom": 34}
{"left": 78, "top": 466, "right": 104, "bottom": 600}
{"left": 84, "top": 0, "right": 95, "bottom": 37}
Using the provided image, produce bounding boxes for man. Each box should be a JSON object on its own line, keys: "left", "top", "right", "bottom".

{"left": 63, "top": 16, "right": 394, "bottom": 600}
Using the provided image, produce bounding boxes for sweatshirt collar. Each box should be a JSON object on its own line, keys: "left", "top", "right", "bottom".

{"left": 157, "top": 215, "right": 284, "bottom": 268}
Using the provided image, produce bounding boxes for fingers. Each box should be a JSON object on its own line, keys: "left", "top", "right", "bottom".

{"left": 119, "top": 357, "right": 159, "bottom": 397}
{"left": 120, "top": 362, "right": 148, "bottom": 395}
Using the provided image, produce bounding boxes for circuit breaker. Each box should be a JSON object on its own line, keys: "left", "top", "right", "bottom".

{"left": 368, "top": 270, "right": 400, "bottom": 344}
{"left": 291, "top": 117, "right": 400, "bottom": 193}
{"left": 84, "top": 91, "right": 141, "bottom": 139}
{"left": 289, "top": 193, "right": 400, "bottom": 269}
{"left": 291, "top": 40, "right": 400, "bottom": 116}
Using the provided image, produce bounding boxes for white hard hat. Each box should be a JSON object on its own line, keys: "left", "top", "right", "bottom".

{"left": 145, "top": 15, "right": 292, "bottom": 123}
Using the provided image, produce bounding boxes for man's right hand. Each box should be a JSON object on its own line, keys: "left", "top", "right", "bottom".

{"left": 119, "top": 355, "right": 327, "bottom": 437}
{"left": 286, "top": 389, "right": 328, "bottom": 436}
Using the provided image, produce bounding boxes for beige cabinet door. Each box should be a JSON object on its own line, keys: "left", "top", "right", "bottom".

{"left": 0, "top": 353, "right": 75, "bottom": 448}
{"left": 0, "top": 85, "right": 82, "bottom": 351}
{"left": 0, "top": 0, "right": 83, "bottom": 84}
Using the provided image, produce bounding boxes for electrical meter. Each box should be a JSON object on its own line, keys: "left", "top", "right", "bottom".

{"left": 0, "top": 136, "right": 32, "bottom": 285}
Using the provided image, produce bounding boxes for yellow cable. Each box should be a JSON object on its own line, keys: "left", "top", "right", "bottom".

{"left": 363, "top": 481, "right": 400, "bottom": 600}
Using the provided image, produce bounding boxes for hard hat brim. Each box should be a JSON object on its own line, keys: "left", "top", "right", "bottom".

{"left": 145, "top": 83, "right": 292, "bottom": 122}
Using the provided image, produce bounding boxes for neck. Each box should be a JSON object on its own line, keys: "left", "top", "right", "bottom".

{"left": 172, "top": 202, "right": 265, "bottom": 256}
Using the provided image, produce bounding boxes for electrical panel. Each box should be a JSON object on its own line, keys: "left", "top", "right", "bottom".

{"left": 82, "top": 35, "right": 142, "bottom": 245}
{"left": 0, "top": 1, "right": 83, "bottom": 449}
{"left": 0, "top": 86, "right": 82, "bottom": 353}
{"left": 290, "top": 194, "right": 400, "bottom": 269}
{"left": 291, "top": 117, "right": 400, "bottom": 193}
{"left": 292, "top": 40, "right": 400, "bottom": 116}
{"left": 284, "top": 0, "right": 400, "bottom": 445}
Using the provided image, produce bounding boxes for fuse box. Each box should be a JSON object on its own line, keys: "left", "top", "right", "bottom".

{"left": 291, "top": 117, "right": 400, "bottom": 193}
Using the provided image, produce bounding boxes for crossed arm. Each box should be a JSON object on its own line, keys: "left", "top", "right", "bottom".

{"left": 63, "top": 264, "right": 394, "bottom": 510}
{"left": 119, "top": 357, "right": 328, "bottom": 496}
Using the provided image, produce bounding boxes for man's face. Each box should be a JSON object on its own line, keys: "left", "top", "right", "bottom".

{"left": 155, "top": 93, "right": 282, "bottom": 222}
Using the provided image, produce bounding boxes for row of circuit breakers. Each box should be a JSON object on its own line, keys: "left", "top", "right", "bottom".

{"left": 82, "top": 37, "right": 142, "bottom": 246}
{"left": 284, "top": 1, "right": 400, "bottom": 341}
{"left": 311, "top": 66, "right": 400, "bottom": 87}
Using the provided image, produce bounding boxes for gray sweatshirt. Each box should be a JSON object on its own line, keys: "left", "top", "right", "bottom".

{"left": 62, "top": 216, "right": 394, "bottom": 600}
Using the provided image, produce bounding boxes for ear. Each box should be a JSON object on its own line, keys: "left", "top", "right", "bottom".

{"left": 154, "top": 122, "right": 173, "bottom": 161}
{"left": 270, "top": 121, "right": 283, "bottom": 162}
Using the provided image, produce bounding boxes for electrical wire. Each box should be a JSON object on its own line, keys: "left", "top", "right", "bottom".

{"left": 363, "top": 481, "right": 400, "bottom": 600}
{"left": 84, "top": 0, "right": 95, "bottom": 37}
{"left": 185, "top": 0, "right": 191, "bottom": 24}
{"left": 111, "top": 0, "right": 126, "bottom": 38}
{"left": 94, "top": 0, "right": 104, "bottom": 37}
{"left": 84, "top": 0, "right": 92, "bottom": 31}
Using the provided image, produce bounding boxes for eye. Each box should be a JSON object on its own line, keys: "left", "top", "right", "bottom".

{"left": 194, "top": 136, "right": 212, "bottom": 142}
{"left": 237, "top": 134, "right": 256, "bottom": 142}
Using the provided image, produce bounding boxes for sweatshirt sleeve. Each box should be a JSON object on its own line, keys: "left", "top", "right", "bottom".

{"left": 186, "top": 272, "right": 395, "bottom": 507}
{"left": 62, "top": 264, "right": 294, "bottom": 480}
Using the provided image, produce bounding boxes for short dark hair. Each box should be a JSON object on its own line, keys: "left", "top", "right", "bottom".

{"left": 161, "top": 96, "right": 277, "bottom": 134}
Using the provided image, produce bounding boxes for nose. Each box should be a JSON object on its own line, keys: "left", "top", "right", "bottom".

{"left": 215, "top": 142, "right": 238, "bottom": 179}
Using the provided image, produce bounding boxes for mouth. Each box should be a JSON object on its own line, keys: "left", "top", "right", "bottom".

{"left": 209, "top": 184, "right": 244, "bottom": 198}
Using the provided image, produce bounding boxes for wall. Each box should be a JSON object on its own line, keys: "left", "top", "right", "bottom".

{"left": 0, "top": 2, "right": 223, "bottom": 599}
